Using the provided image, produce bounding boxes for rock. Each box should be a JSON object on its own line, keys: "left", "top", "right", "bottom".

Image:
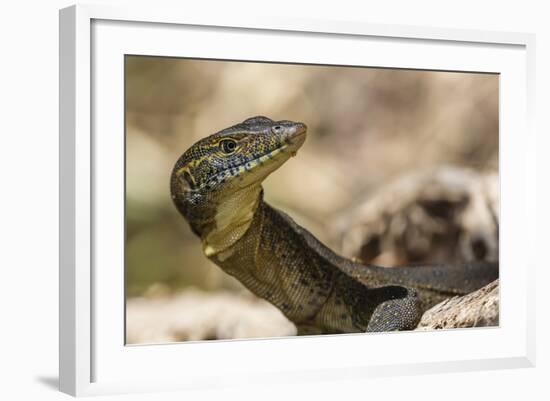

{"left": 416, "top": 279, "right": 499, "bottom": 330}
{"left": 126, "top": 289, "right": 296, "bottom": 344}
{"left": 336, "top": 166, "right": 499, "bottom": 266}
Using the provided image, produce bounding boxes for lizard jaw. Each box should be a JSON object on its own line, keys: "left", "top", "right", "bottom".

{"left": 235, "top": 126, "right": 307, "bottom": 188}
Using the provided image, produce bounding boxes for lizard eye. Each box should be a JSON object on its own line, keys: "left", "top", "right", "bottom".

{"left": 220, "top": 139, "right": 237, "bottom": 154}
{"left": 271, "top": 125, "right": 283, "bottom": 134}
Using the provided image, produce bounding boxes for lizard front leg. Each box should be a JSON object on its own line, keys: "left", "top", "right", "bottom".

{"left": 363, "top": 287, "right": 422, "bottom": 332}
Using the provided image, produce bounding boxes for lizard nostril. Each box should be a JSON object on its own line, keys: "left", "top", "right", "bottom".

{"left": 271, "top": 125, "right": 283, "bottom": 134}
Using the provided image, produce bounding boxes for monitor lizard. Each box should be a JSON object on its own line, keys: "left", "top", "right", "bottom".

{"left": 170, "top": 116, "right": 498, "bottom": 335}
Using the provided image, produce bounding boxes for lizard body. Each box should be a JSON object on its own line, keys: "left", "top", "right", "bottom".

{"left": 170, "top": 116, "right": 498, "bottom": 334}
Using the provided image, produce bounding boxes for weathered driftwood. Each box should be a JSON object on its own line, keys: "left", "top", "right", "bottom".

{"left": 336, "top": 166, "right": 499, "bottom": 266}
{"left": 416, "top": 279, "right": 499, "bottom": 330}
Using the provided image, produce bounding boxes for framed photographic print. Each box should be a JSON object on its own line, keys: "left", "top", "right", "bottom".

{"left": 59, "top": 4, "right": 536, "bottom": 397}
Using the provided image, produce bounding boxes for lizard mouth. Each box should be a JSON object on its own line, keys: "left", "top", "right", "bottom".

{"left": 233, "top": 122, "right": 307, "bottom": 175}
{"left": 204, "top": 123, "right": 308, "bottom": 189}
{"left": 285, "top": 123, "right": 307, "bottom": 156}
{"left": 288, "top": 123, "right": 307, "bottom": 141}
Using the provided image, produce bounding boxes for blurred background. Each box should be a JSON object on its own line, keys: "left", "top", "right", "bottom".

{"left": 125, "top": 56, "right": 499, "bottom": 344}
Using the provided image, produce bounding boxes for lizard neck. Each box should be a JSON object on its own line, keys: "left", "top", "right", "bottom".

{"left": 209, "top": 201, "right": 344, "bottom": 333}
{"left": 202, "top": 185, "right": 263, "bottom": 257}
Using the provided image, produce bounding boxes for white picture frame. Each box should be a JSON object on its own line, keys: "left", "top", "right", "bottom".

{"left": 59, "top": 4, "right": 536, "bottom": 397}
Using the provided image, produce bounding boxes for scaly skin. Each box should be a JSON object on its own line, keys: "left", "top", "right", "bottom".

{"left": 170, "top": 116, "right": 498, "bottom": 334}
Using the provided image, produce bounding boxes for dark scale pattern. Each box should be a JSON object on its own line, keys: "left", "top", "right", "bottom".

{"left": 212, "top": 202, "right": 340, "bottom": 327}
{"left": 170, "top": 116, "right": 499, "bottom": 334}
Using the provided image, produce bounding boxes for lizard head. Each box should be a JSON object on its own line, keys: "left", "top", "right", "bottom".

{"left": 170, "top": 116, "right": 307, "bottom": 233}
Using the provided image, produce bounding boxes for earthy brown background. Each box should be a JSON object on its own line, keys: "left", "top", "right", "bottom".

{"left": 125, "top": 56, "right": 498, "bottom": 343}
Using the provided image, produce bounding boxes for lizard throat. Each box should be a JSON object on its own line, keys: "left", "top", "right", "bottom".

{"left": 200, "top": 135, "right": 304, "bottom": 257}
{"left": 202, "top": 184, "right": 263, "bottom": 258}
